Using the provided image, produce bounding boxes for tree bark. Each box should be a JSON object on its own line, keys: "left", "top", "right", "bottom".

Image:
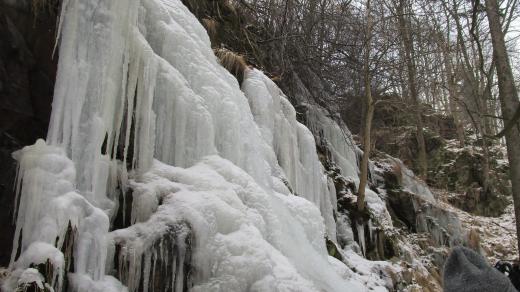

{"left": 485, "top": 0, "right": 520, "bottom": 259}
{"left": 358, "top": 0, "right": 374, "bottom": 212}
{"left": 442, "top": 43, "right": 466, "bottom": 147}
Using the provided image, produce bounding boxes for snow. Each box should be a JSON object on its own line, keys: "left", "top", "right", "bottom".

{"left": 17, "top": 269, "right": 45, "bottom": 289}
{"left": 5, "top": 268, "right": 47, "bottom": 292}
{"left": 365, "top": 189, "right": 393, "bottom": 222}
{"left": 337, "top": 250, "right": 397, "bottom": 291}
{"left": 437, "top": 193, "right": 518, "bottom": 264}
{"left": 113, "top": 157, "right": 366, "bottom": 292}
{"left": 14, "top": 242, "right": 64, "bottom": 274}
{"left": 3, "top": 0, "right": 390, "bottom": 291}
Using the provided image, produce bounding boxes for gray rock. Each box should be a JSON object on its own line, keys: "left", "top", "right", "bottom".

{"left": 444, "top": 246, "right": 517, "bottom": 292}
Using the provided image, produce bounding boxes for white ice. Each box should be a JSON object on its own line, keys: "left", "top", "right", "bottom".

{"left": 4, "top": 0, "right": 390, "bottom": 291}
{"left": 305, "top": 106, "right": 360, "bottom": 184}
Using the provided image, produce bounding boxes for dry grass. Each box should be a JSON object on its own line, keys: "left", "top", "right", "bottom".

{"left": 184, "top": 0, "right": 236, "bottom": 19}
{"left": 202, "top": 18, "right": 219, "bottom": 42}
{"left": 466, "top": 228, "right": 483, "bottom": 253}
{"left": 214, "top": 48, "right": 248, "bottom": 84}
{"left": 220, "top": 0, "right": 237, "bottom": 16}
{"left": 390, "top": 161, "right": 403, "bottom": 185}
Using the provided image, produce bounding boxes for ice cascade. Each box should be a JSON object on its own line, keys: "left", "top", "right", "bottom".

{"left": 3, "top": 0, "right": 378, "bottom": 291}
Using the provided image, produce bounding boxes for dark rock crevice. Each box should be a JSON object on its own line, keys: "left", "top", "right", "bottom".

{"left": 0, "top": 1, "right": 60, "bottom": 266}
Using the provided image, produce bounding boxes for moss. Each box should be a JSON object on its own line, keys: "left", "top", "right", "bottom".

{"left": 431, "top": 145, "right": 510, "bottom": 216}
{"left": 326, "top": 237, "right": 343, "bottom": 261}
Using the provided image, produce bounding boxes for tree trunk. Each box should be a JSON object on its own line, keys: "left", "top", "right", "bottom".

{"left": 485, "top": 0, "right": 520, "bottom": 259}
{"left": 443, "top": 48, "right": 466, "bottom": 146}
{"left": 358, "top": 0, "right": 374, "bottom": 212}
{"left": 397, "top": 0, "right": 428, "bottom": 180}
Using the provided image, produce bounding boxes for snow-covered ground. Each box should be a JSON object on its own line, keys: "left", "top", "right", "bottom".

{"left": 436, "top": 190, "right": 518, "bottom": 264}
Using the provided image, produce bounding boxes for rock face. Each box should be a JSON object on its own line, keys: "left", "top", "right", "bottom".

{"left": 345, "top": 90, "right": 512, "bottom": 218}
{"left": 431, "top": 141, "right": 511, "bottom": 216}
{"left": 0, "top": 1, "right": 59, "bottom": 266}
{"left": 375, "top": 119, "right": 511, "bottom": 217}
{"left": 377, "top": 158, "right": 462, "bottom": 246}
{"left": 386, "top": 189, "right": 462, "bottom": 247}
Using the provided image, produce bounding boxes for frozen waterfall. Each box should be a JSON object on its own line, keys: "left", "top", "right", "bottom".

{"left": 3, "top": 0, "right": 380, "bottom": 291}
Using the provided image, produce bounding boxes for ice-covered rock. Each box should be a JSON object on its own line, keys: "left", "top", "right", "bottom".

{"left": 3, "top": 0, "right": 388, "bottom": 291}
{"left": 1, "top": 0, "right": 473, "bottom": 290}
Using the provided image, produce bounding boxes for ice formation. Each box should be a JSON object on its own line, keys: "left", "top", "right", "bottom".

{"left": 242, "top": 70, "right": 337, "bottom": 241}
{"left": 305, "top": 106, "right": 360, "bottom": 183}
{"left": 3, "top": 0, "right": 386, "bottom": 291}
{"left": 392, "top": 158, "right": 435, "bottom": 202}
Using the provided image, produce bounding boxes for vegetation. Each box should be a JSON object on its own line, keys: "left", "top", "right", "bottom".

{"left": 188, "top": 0, "right": 520, "bottom": 258}
{"left": 214, "top": 48, "right": 249, "bottom": 84}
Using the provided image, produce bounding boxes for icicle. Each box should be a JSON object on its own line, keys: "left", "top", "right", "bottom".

{"left": 242, "top": 69, "right": 337, "bottom": 240}
{"left": 305, "top": 106, "right": 360, "bottom": 184}
{"left": 368, "top": 219, "right": 373, "bottom": 247}
{"left": 357, "top": 222, "right": 366, "bottom": 257}
{"left": 6, "top": 0, "right": 391, "bottom": 291}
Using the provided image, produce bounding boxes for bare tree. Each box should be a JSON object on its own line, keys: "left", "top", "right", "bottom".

{"left": 485, "top": 0, "right": 520, "bottom": 259}
{"left": 397, "top": 0, "right": 428, "bottom": 180}
{"left": 358, "top": 0, "right": 374, "bottom": 212}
